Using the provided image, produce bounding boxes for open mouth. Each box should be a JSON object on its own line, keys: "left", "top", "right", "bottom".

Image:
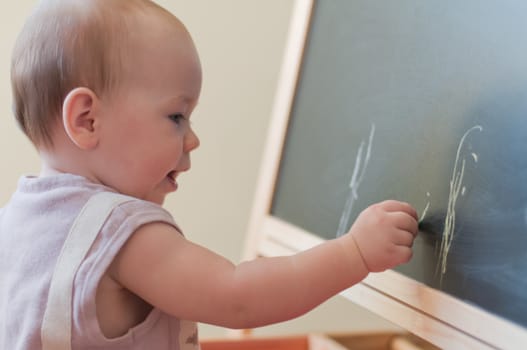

{"left": 167, "top": 171, "right": 177, "bottom": 185}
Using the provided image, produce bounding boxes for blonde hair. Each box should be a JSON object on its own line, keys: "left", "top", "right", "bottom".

{"left": 11, "top": 0, "right": 180, "bottom": 148}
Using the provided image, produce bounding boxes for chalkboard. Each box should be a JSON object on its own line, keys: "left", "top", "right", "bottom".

{"left": 271, "top": 0, "right": 527, "bottom": 330}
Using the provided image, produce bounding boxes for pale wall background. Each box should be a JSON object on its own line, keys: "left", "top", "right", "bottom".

{"left": 0, "top": 0, "right": 400, "bottom": 339}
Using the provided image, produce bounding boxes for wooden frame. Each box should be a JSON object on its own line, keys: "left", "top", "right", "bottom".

{"left": 243, "top": 1, "right": 527, "bottom": 349}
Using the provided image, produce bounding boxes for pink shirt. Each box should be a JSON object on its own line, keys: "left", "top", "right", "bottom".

{"left": 0, "top": 174, "right": 199, "bottom": 349}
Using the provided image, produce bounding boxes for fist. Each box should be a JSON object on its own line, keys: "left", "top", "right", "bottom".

{"left": 347, "top": 200, "right": 418, "bottom": 272}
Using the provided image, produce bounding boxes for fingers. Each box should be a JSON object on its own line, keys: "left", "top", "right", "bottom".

{"left": 393, "top": 229, "right": 415, "bottom": 247}
{"left": 377, "top": 200, "right": 418, "bottom": 221}
{"left": 387, "top": 211, "right": 419, "bottom": 236}
{"left": 375, "top": 200, "right": 419, "bottom": 237}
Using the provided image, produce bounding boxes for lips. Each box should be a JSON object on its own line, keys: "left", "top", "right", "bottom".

{"left": 167, "top": 170, "right": 177, "bottom": 182}
{"left": 166, "top": 171, "right": 178, "bottom": 189}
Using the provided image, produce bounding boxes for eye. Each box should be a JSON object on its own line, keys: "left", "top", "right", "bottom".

{"left": 168, "top": 113, "right": 186, "bottom": 125}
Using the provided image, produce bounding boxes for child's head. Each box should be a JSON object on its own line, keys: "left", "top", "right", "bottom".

{"left": 12, "top": 0, "right": 202, "bottom": 204}
{"left": 11, "top": 0, "right": 194, "bottom": 148}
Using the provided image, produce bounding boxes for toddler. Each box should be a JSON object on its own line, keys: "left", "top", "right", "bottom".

{"left": 0, "top": 0, "right": 418, "bottom": 349}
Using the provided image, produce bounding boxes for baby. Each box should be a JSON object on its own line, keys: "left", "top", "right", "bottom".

{"left": 0, "top": 0, "right": 418, "bottom": 349}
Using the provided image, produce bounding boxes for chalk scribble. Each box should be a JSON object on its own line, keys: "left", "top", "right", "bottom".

{"left": 336, "top": 124, "right": 376, "bottom": 237}
{"left": 437, "top": 125, "right": 483, "bottom": 283}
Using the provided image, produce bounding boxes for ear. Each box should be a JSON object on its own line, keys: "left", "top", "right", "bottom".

{"left": 62, "top": 87, "right": 101, "bottom": 150}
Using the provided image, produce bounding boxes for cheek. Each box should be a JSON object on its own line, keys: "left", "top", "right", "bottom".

{"left": 138, "top": 143, "right": 182, "bottom": 174}
{"left": 101, "top": 121, "right": 184, "bottom": 177}
{"left": 112, "top": 154, "right": 168, "bottom": 197}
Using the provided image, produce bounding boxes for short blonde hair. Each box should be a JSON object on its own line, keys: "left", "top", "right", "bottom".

{"left": 11, "top": 0, "right": 179, "bottom": 148}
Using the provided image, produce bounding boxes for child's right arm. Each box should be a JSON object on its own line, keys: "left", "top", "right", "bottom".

{"left": 109, "top": 199, "right": 418, "bottom": 329}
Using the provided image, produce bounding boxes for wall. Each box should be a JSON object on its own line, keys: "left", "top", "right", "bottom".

{"left": 0, "top": 0, "right": 399, "bottom": 339}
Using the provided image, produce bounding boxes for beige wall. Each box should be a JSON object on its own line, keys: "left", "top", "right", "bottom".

{"left": 0, "top": 0, "right": 399, "bottom": 339}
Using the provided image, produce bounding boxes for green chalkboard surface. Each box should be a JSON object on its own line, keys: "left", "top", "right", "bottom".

{"left": 271, "top": 1, "right": 527, "bottom": 329}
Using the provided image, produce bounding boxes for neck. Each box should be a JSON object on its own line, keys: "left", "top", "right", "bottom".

{"left": 39, "top": 161, "right": 65, "bottom": 177}
{"left": 39, "top": 149, "right": 99, "bottom": 185}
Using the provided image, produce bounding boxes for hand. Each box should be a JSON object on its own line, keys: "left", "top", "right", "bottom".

{"left": 345, "top": 200, "right": 418, "bottom": 272}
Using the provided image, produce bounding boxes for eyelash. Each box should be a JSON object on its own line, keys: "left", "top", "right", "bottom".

{"left": 168, "top": 113, "right": 187, "bottom": 125}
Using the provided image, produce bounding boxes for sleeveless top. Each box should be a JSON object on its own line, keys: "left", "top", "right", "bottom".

{"left": 0, "top": 174, "right": 200, "bottom": 349}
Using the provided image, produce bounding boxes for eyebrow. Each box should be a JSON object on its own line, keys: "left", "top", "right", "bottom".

{"left": 165, "top": 95, "right": 196, "bottom": 104}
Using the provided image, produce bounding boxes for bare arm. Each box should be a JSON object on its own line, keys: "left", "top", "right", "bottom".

{"left": 109, "top": 200, "right": 418, "bottom": 329}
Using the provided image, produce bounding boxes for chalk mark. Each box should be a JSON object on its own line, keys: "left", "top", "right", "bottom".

{"left": 437, "top": 125, "right": 482, "bottom": 285}
{"left": 336, "top": 124, "right": 375, "bottom": 237}
{"left": 420, "top": 192, "right": 431, "bottom": 223}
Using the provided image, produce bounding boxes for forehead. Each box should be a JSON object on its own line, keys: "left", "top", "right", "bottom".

{"left": 122, "top": 19, "right": 202, "bottom": 98}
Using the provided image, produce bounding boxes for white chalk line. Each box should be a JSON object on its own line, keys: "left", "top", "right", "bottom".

{"left": 437, "top": 125, "right": 482, "bottom": 285}
{"left": 336, "top": 124, "right": 376, "bottom": 237}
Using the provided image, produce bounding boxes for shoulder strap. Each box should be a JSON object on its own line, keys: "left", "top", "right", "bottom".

{"left": 41, "top": 191, "right": 134, "bottom": 350}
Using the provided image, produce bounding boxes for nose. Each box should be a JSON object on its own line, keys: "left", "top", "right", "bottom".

{"left": 184, "top": 127, "right": 200, "bottom": 152}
